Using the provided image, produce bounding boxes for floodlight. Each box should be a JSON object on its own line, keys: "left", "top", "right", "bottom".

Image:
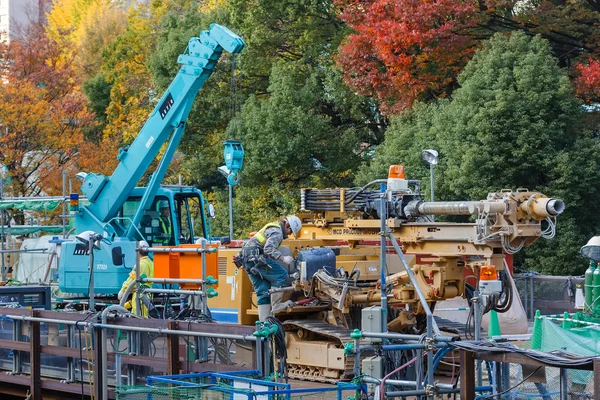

{"left": 581, "top": 236, "right": 600, "bottom": 262}
{"left": 76, "top": 230, "right": 103, "bottom": 249}
{"left": 422, "top": 149, "right": 439, "bottom": 166}
{"left": 218, "top": 165, "right": 231, "bottom": 178}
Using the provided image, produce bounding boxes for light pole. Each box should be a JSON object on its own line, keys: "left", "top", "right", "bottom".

{"left": 421, "top": 149, "right": 439, "bottom": 202}
{"left": 218, "top": 166, "right": 234, "bottom": 240}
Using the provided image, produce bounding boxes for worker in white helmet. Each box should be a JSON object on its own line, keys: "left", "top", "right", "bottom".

{"left": 118, "top": 240, "right": 155, "bottom": 317}
{"left": 238, "top": 215, "right": 302, "bottom": 321}
{"left": 155, "top": 200, "right": 173, "bottom": 246}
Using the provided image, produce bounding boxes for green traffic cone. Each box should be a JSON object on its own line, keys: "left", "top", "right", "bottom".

{"left": 530, "top": 310, "right": 542, "bottom": 350}
{"left": 561, "top": 311, "right": 571, "bottom": 330}
{"left": 488, "top": 309, "right": 501, "bottom": 339}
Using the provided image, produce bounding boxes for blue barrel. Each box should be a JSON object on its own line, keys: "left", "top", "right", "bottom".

{"left": 297, "top": 247, "right": 337, "bottom": 279}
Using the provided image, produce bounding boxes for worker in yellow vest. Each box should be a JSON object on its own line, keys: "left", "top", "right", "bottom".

{"left": 156, "top": 200, "right": 173, "bottom": 246}
{"left": 239, "top": 216, "right": 302, "bottom": 321}
{"left": 118, "top": 240, "right": 155, "bottom": 317}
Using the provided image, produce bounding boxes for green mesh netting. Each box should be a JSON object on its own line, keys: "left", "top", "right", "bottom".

{"left": 539, "top": 318, "right": 599, "bottom": 385}
{"left": 0, "top": 200, "right": 61, "bottom": 211}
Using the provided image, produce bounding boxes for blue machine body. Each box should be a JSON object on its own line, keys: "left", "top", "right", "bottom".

{"left": 58, "top": 24, "right": 245, "bottom": 294}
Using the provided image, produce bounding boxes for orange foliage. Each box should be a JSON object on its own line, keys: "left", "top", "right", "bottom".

{"left": 0, "top": 22, "right": 116, "bottom": 197}
{"left": 335, "top": 0, "right": 480, "bottom": 114}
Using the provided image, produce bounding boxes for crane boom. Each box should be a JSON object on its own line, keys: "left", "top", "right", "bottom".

{"left": 76, "top": 24, "right": 245, "bottom": 235}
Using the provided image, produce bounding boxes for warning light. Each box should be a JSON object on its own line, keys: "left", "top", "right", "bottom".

{"left": 479, "top": 265, "right": 498, "bottom": 281}
{"left": 388, "top": 165, "right": 405, "bottom": 179}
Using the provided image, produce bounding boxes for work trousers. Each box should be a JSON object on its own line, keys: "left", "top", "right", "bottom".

{"left": 246, "top": 258, "right": 288, "bottom": 305}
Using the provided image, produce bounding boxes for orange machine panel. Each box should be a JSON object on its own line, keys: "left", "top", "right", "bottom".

{"left": 153, "top": 244, "right": 219, "bottom": 289}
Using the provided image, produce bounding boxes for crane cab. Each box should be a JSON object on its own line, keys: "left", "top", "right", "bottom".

{"left": 58, "top": 186, "right": 213, "bottom": 294}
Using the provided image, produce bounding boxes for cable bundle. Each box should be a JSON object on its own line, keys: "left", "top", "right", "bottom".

{"left": 265, "top": 316, "right": 288, "bottom": 382}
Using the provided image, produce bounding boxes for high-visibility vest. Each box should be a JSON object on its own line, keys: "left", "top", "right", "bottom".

{"left": 253, "top": 222, "right": 282, "bottom": 246}
{"left": 158, "top": 216, "right": 171, "bottom": 244}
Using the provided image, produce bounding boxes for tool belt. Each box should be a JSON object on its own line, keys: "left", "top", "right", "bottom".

{"left": 235, "top": 244, "right": 267, "bottom": 278}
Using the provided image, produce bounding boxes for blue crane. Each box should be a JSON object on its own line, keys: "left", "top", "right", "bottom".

{"left": 59, "top": 24, "right": 245, "bottom": 294}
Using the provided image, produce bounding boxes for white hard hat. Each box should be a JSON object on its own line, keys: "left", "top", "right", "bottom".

{"left": 137, "top": 240, "right": 149, "bottom": 248}
{"left": 158, "top": 200, "right": 169, "bottom": 209}
{"left": 286, "top": 215, "right": 302, "bottom": 236}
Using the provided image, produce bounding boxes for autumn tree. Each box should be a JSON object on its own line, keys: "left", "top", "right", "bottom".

{"left": 0, "top": 21, "right": 112, "bottom": 200}
{"left": 336, "top": 0, "right": 600, "bottom": 112}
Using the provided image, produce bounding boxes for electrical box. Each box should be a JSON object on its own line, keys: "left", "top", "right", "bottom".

{"left": 0, "top": 286, "right": 51, "bottom": 309}
{"left": 479, "top": 279, "right": 502, "bottom": 296}
{"left": 362, "top": 356, "right": 383, "bottom": 393}
{"left": 361, "top": 306, "right": 383, "bottom": 343}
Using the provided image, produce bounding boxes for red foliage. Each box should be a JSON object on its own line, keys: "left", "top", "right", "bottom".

{"left": 335, "top": 0, "right": 481, "bottom": 113}
{"left": 574, "top": 58, "right": 600, "bottom": 103}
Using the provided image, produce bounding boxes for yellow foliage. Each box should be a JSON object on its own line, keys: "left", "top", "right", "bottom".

{"left": 46, "top": 0, "right": 127, "bottom": 77}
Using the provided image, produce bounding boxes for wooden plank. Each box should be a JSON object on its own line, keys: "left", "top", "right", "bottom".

{"left": 0, "top": 339, "right": 29, "bottom": 352}
{"left": 29, "top": 310, "right": 41, "bottom": 400}
{"left": 460, "top": 350, "right": 475, "bottom": 400}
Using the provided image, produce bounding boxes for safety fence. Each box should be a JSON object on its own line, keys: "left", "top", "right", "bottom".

{"left": 0, "top": 308, "right": 261, "bottom": 399}
{"left": 115, "top": 370, "right": 360, "bottom": 400}
{"left": 514, "top": 273, "right": 583, "bottom": 320}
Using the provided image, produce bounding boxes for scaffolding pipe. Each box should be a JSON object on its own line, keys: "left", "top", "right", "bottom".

{"left": 1, "top": 314, "right": 257, "bottom": 341}
{"left": 139, "top": 246, "right": 216, "bottom": 254}
{"left": 361, "top": 331, "right": 453, "bottom": 342}
{"left": 141, "top": 278, "right": 211, "bottom": 285}
{"left": 91, "top": 323, "right": 257, "bottom": 341}
{"left": 143, "top": 288, "right": 207, "bottom": 296}
{"left": 381, "top": 343, "right": 448, "bottom": 351}
{"left": 0, "top": 248, "right": 48, "bottom": 254}
{"left": 101, "top": 305, "right": 129, "bottom": 400}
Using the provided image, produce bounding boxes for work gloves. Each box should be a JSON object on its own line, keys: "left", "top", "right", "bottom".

{"left": 281, "top": 255, "right": 294, "bottom": 266}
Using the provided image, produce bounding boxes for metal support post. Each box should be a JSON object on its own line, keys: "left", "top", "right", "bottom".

{"left": 255, "top": 332, "right": 264, "bottom": 376}
{"left": 1, "top": 176, "right": 5, "bottom": 283}
{"left": 66, "top": 324, "right": 75, "bottom": 382}
{"left": 379, "top": 185, "right": 388, "bottom": 334}
{"left": 88, "top": 239, "right": 95, "bottom": 311}
{"left": 229, "top": 184, "right": 234, "bottom": 239}
{"left": 415, "top": 349, "right": 423, "bottom": 392}
{"left": 135, "top": 250, "right": 141, "bottom": 317}
{"left": 62, "top": 170, "right": 67, "bottom": 237}
{"left": 529, "top": 276, "right": 534, "bottom": 320}
{"left": 200, "top": 239, "right": 209, "bottom": 361}
{"left": 426, "top": 314, "right": 434, "bottom": 400}
{"left": 29, "top": 311, "right": 41, "bottom": 400}
{"left": 473, "top": 291, "right": 482, "bottom": 386}
{"left": 126, "top": 332, "right": 133, "bottom": 385}
{"left": 94, "top": 325, "right": 104, "bottom": 400}
{"left": 560, "top": 367, "right": 568, "bottom": 400}
{"left": 12, "top": 319, "right": 21, "bottom": 374}
{"left": 501, "top": 363, "right": 511, "bottom": 394}
{"left": 353, "top": 338, "right": 360, "bottom": 378}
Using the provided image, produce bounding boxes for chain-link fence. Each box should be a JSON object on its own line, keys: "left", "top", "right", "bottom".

{"left": 514, "top": 274, "right": 582, "bottom": 320}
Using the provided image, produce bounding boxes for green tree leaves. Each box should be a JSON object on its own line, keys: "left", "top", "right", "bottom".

{"left": 361, "top": 32, "right": 600, "bottom": 274}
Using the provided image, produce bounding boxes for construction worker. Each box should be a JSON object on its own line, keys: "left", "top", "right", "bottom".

{"left": 118, "top": 240, "right": 154, "bottom": 317}
{"left": 239, "top": 216, "right": 302, "bottom": 321}
{"left": 156, "top": 200, "right": 173, "bottom": 246}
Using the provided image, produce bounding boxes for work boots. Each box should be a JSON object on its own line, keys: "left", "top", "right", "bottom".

{"left": 271, "top": 290, "right": 294, "bottom": 315}
{"left": 257, "top": 304, "right": 271, "bottom": 322}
